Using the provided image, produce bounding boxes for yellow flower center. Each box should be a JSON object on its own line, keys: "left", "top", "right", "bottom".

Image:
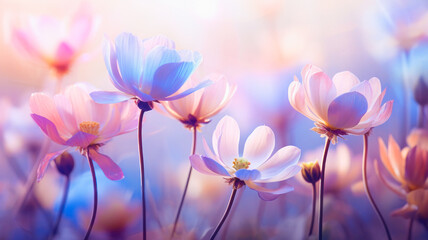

{"left": 79, "top": 121, "right": 100, "bottom": 136}
{"left": 233, "top": 158, "right": 250, "bottom": 170}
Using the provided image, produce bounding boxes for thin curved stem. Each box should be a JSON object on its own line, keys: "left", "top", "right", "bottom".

{"left": 309, "top": 182, "right": 317, "bottom": 237}
{"left": 318, "top": 137, "right": 331, "bottom": 240}
{"left": 84, "top": 151, "right": 98, "bottom": 240}
{"left": 418, "top": 105, "right": 425, "bottom": 128}
{"left": 408, "top": 215, "right": 415, "bottom": 240}
{"left": 51, "top": 175, "right": 71, "bottom": 239}
{"left": 210, "top": 187, "right": 238, "bottom": 240}
{"left": 138, "top": 109, "right": 147, "bottom": 240}
{"left": 170, "top": 126, "right": 197, "bottom": 239}
{"left": 221, "top": 187, "right": 244, "bottom": 239}
{"left": 362, "top": 133, "right": 392, "bottom": 240}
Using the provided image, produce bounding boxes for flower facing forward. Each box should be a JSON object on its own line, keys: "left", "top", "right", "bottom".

{"left": 375, "top": 134, "right": 428, "bottom": 197}
{"left": 90, "top": 33, "right": 210, "bottom": 105}
{"left": 9, "top": 4, "right": 97, "bottom": 77}
{"left": 288, "top": 64, "right": 393, "bottom": 143}
{"left": 160, "top": 74, "right": 236, "bottom": 129}
{"left": 190, "top": 116, "right": 301, "bottom": 200}
{"left": 30, "top": 84, "right": 138, "bottom": 181}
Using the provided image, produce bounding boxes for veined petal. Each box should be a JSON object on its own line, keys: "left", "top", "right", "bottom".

{"left": 212, "top": 116, "right": 240, "bottom": 167}
{"left": 246, "top": 180, "right": 294, "bottom": 201}
{"left": 189, "top": 155, "right": 230, "bottom": 177}
{"left": 115, "top": 32, "right": 144, "bottom": 85}
{"left": 374, "top": 160, "right": 407, "bottom": 198}
{"left": 257, "top": 146, "right": 301, "bottom": 180}
{"left": 90, "top": 91, "right": 133, "bottom": 104}
{"left": 65, "top": 131, "right": 97, "bottom": 148}
{"left": 405, "top": 147, "right": 428, "bottom": 188}
{"left": 388, "top": 135, "right": 405, "bottom": 181}
{"left": 235, "top": 169, "right": 261, "bottom": 181}
{"left": 160, "top": 80, "right": 212, "bottom": 101}
{"left": 37, "top": 149, "right": 67, "bottom": 182}
{"left": 327, "top": 91, "right": 368, "bottom": 129}
{"left": 88, "top": 148, "right": 124, "bottom": 181}
{"left": 257, "top": 165, "right": 301, "bottom": 183}
{"left": 305, "top": 71, "right": 336, "bottom": 121}
{"left": 31, "top": 114, "right": 66, "bottom": 145}
{"left": 142, "top": 35, "right": 175, "bottom": 53}
{"left": 332, "top": 71, "right": 360, "bottom": 96}
{"left": 149, "top": 62, "right": 197, "bottom": 99}
{"left": 371, "top": 100, "right": 393, "bottom": 127}
{"left": 243, "top": 126, "right": 275, "bottom": 168}
{"left": 288, "top": 78, "right": 319, "bottom": 122}
{"left": 30, "top": 92, "right": 67, "bottom": 135}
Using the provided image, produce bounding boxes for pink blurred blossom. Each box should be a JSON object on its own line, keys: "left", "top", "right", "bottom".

{"left": 29, "top": 84, "right": 138, "bottom": 181}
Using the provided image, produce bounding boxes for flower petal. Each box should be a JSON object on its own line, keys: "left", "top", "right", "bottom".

{"left": 65, "top": 131, "right": 97, "bottom": 148}
{"left": 391, "top": 204, "right": 418, "bottom": 218}
{"left": 212, "top": 116, "right": 240, "bottom": 167}
{"left": 288, "top": 78, "right": 319, "bottom": 122}
{"left": 189, "top": 155, "right": 230, "bottom": 177}
{"left": 88, "top": 148, "right": 124, "bottom": 180}
{"left": 246, "top": 180, "right": 294, "bottom": 201}
{"left": 55, "top": 42, "right": 74, "bottom": 65}
{"left": 115, "top": 32, "right": 144, "bottom": 85}
{"left": 332, "top": 71, "right": 360, "bottom": 96}
{"left": 374, "top": 160, "right": 406, "bottom": 198}
{"left": 256, "top": 146, "right": 301, "bottom": 180}
{"left": 243, "top": 126, "right": 275, "bottom": 168}
{"left": 37, "top": 149, "right": 67, "bottom": 182}
{"left": 149, "top": 62, "right": 198, "bottom": 99}
{"left": 161, "top": 80, "right": 212, "bottom": 101}
{"left": 90, "top": 91, "right": 133, "bottom": 104}
{"left": 327, "top": 91, "right": 368, "bottom": 129}
{"left": 305, "top": 71, "right": 336, "bottom": 121}
{"left": 235, "top": 169, "right": 261, "bottom": 181}
{"left": 31, "top": 114, "right": 66, "bottom": 145}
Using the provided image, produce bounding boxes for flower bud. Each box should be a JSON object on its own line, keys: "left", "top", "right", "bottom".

{"left": 54, "top": 151, "right": 75, "bottom": 177}
{"left": 301, "top": 161, "right": 321, "bottom": 184}
{"left": 414, "top": 77, "right": 428, "bottom": 106}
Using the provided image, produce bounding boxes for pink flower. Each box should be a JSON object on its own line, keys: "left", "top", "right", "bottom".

{"left": 288, "top": 64, "right": 393, "bottom": 142}
{"left": 160, "top": 74, "right": 236, "bottom": 129}
{"left": 30, "top": 84, "right": 138, "bottom": 181}
{"left": 375, "top": 134, "right": 428, "bottom": 197}
{"left": 392, "top": 189, "right": 428, "bottom": 220}
{"left": 190, "top": 116, "right": 301, "bottom": 200}
{"left": 9, "top": 4, "right": 96, "bottom": 77}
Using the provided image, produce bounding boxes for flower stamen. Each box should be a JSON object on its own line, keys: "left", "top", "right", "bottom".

{"left": 233, "top": 158, "right": 250, "bottom": 171}
{"left": 79, "top": 121, "right": 100, "bottom": 136}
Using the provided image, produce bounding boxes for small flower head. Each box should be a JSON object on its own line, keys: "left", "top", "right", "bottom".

{"left": 288, "top": 64, "right": 393, "bottom": 143}
{"left": 161, "top": 74, "right": 236, "bottom": 130}
{"left": 414, "top": 77, "right": 428, "bottom": 106}
{"left": 90, "top": 33, "right": 211, "bottom": 105}
{"left": 54, "top": 151, "right": 75, "bottom": 177}
{"left": 301, "top": 161, "right": 321, "bottom": 184}
{"left": 30, "top": 84, "right": 139, "bottom": 181}
{"left": 190, "top": 115, "right": 301, "bottom": 200}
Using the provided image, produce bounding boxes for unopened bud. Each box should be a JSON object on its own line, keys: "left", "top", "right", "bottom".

{"left": 54, "top": 151, "right": 75, "bottom": 176}
{"left": 301, "top": 161, "right": 321, "bottom": 184}
{"left": 414, "top": 77, "right": 428, "bottom": 106}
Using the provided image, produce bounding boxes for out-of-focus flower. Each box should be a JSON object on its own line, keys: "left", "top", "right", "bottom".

{"left": 392, "top": 189, "right": 428, "bottom": 223}
{"left": 413, "top": 77, "right": 428, "bottom": 106}
{"left": 90, "top": 33, "right": 210, "bottom": 104}
{"left": 301, "top": 161, "right": 320, "bottom": 184}
{"left": 54, "top": 151, "right": 75, "bottom": 177}
{"left": 8, "top": 4, "right": 97, "bottom": 77}
{"left": 288, "top": 64, "right": 393, "bottom": 142}
{"left": 30, "top": 84, "right": 138, "bottom": 181}
{"left": 160, "top": 74, "right": 236, "bottom": 129}
{"left": 407, "top": 128, "right": 428, "bottom": 151}
{"left": 298, "top": 144, "right": 361, "bottom": 194}
{"left": 376, "top": 135, "right": 428, "bottom": 197}
{"left": 190, "top": 115, "right": 301, "bottom": 200}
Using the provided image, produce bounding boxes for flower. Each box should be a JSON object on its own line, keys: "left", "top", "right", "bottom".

{"left": 288, "top": 64, "right": 393, "bottom": 142}
{"left": 90, "top": 33, "right": 211, "bottom": 105}
{"left": 30, "top": 84, "right": 138, "bottom": 181}
{"left": 8, "top": 4, "right": 97, "bottom": 77}
{"left": 392, "top": 189, "right": 428, "bottom": 223}
{"left": 301, "top": 161, "right": 321, "bottom": 184}
{"left": 160, "top": 74, "right": 236, "bottom": 129}
{"left": 189, "top": 115, "right": 301, "bottom": 200}
{"left": 375, "top": 134, "right": 428, "bottom": 197}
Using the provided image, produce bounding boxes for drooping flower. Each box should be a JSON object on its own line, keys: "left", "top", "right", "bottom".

{"left": 190, "top": 115, "right": 301, "bottom": 200}
{"left": 30, "top": 84, "right": 138, "bottom": 181}
{"left": 160, "top": 74, "right": 236, "bottom": 129}
{"left": 90, "top": 33, "right": 210, "bottom": 105}
{"left": 375, "top": 134, "right": 428, "bottom": 197}
{"left": 8, "top": 4, "right": 97, "bottom": 77}
{"left": 288, "top": 64, "right": 393, "bottom": 143}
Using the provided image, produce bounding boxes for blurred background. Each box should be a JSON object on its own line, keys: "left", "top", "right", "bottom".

{"left": 0, "top": 0, "right": 428, "bottom": 239}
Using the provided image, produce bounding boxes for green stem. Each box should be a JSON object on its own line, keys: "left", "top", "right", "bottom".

{"left": 210, "top": 186, "right": 239, "bottom": 240}
{"left": 318, "top": 137, "right": 331, "bottom": 240}
{"left": 309, "top": 182, "right": 317, "bottom": 237}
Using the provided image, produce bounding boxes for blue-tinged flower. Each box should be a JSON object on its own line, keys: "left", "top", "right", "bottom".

{"left": 190, "top": 115, "right": 302, "bottom": 201}
{"left": 90, "top": 33, "right": 210, "bottom": 104}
